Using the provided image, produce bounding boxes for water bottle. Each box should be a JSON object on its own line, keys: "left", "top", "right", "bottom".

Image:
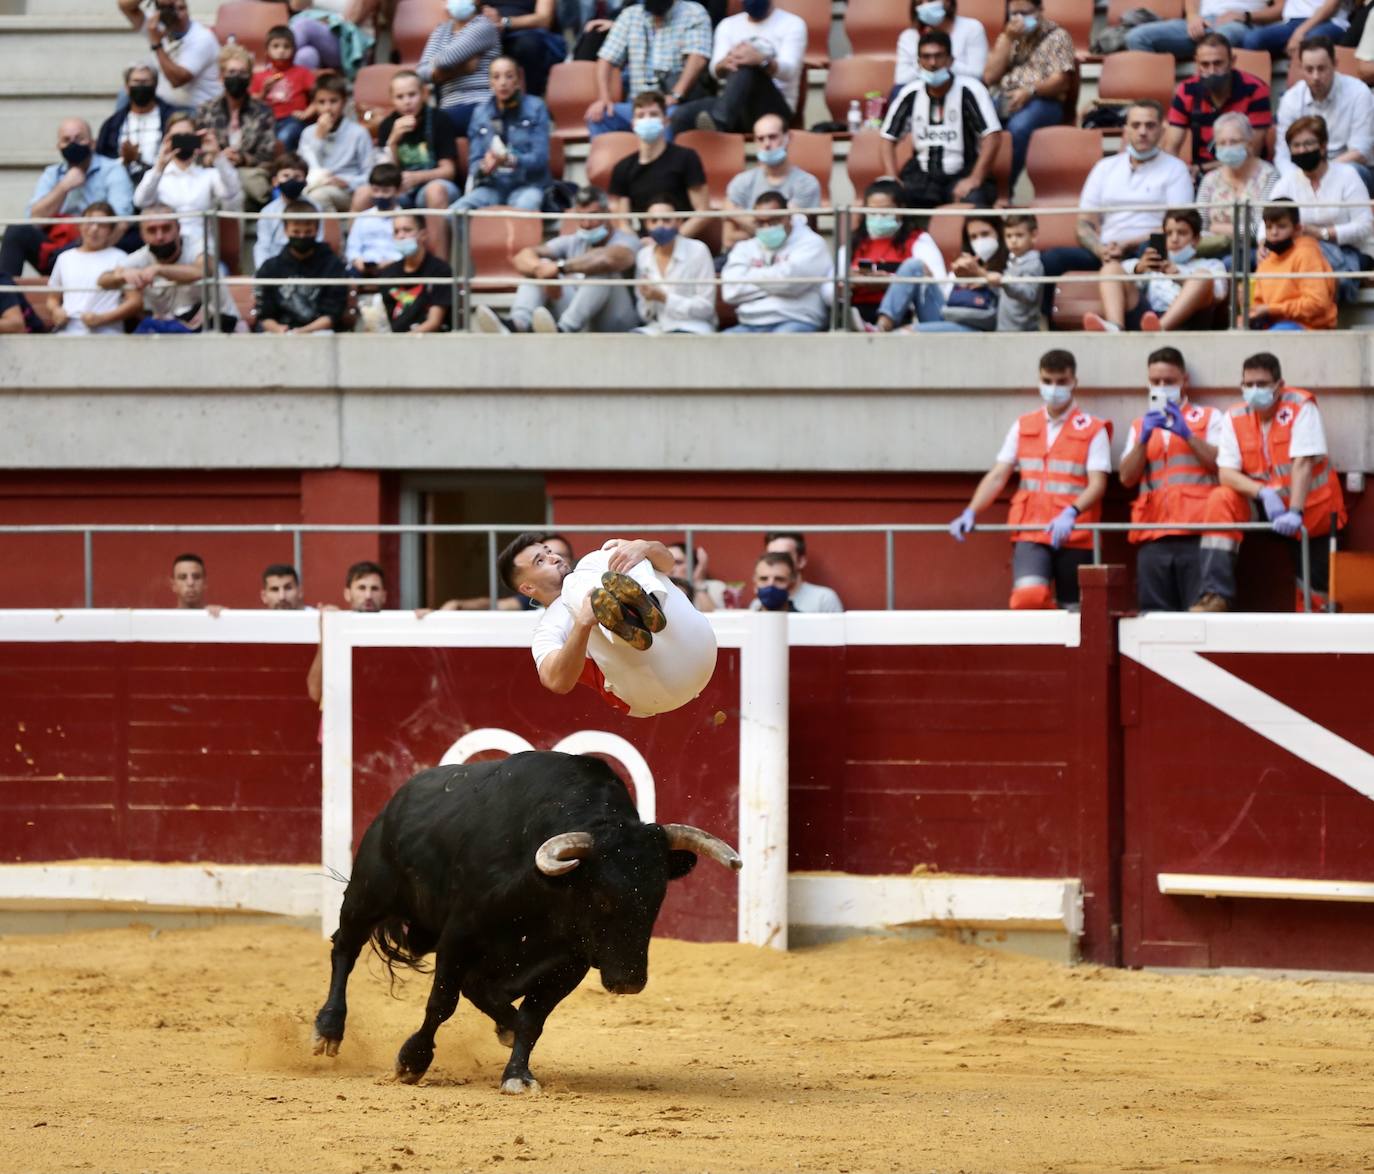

{"left": 847, "top": 99, "right": 862, "bottom": 136}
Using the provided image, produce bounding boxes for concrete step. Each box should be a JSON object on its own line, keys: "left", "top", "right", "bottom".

{"left": 0, "top": 16, "right": 163, "bottom": 90}
{"left": 0, "top": 97, "right": 117, "bottom": 159}
{"left": 6, "top": 0, "right": 218, "bottom": 16}
{"left": 0, "top": 167, "right": 42, "bottom": 217}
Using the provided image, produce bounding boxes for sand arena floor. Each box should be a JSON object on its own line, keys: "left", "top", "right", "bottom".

{"left": 1, "top": 923, "right": 1372, "bottom": 1173}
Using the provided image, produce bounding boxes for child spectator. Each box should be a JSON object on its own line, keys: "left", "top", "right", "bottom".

{"left": 251, "top": 25, "right": 317, "bottom": 151}
{"left": 376, "top": 213, "right": 454, "bottom": 334}
{"left": 1085, "top": 208, "right": 1227, "bottom": 332}
{"left": 254, "top": 154, "right": 323, "bottom": 272}
{"left": 996, "top": 213, "right": 1043, "bottom": 332}
{"left": 846, "top": 178, "right": 948, "bottom": 331}
{"left": 46, "top": 202, "right": 140, "bottom": 335}
{"left": 253, "top": 200, "right": 350, "bottom": 334}
{"left": 298, "top": 74, "right": 373, "bottom": 212}
{"left": 1247, "top": 201, "right": 1337, "bottom": 331}
{"left": 345, "top": 163, "right": 403, "bottom": 274}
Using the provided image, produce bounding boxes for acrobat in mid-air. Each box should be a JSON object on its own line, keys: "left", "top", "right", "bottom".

{"left": 498, "top": 534, "right": 717, "bottom": 717}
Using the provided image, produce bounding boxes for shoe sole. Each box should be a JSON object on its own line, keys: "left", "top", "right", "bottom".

{"left": 474, "top": 306, "right": 507, "bottom": 335}
{"left": 531, "top": 309, "right": 558, "bottom": 334}
{"left": 601, "top": 572, "right": 668, "bottom": 633}
{"left": 591, "top": 588, "right": 653, "bottom": 650}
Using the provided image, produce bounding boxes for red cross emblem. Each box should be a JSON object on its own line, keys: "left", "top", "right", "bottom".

{"left": 1072, "top": 413, "right": 1091, "bottom": 431}
{"left": 1186, "top": 406, "right": 1205, "bottom": 424}
{"left": 1276, "top": 405, "right": 1295, "bottom": 426}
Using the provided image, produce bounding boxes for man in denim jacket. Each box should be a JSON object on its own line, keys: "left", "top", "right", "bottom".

{"left": 453, "top": 57, "right": 552, "bottom": 211}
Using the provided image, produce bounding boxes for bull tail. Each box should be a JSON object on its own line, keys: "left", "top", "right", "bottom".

{"left": 368, "top": 917, "right": 435, "bottom": 993}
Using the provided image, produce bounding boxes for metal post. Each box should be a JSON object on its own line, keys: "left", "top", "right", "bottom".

{"left": 449, "top": 207, "right": 463, "bottom": 333}
{"left": 83, "top": 530, "right": 93, "bottom": 609}
{"left": 1329, "top": 512, "right": 1338, "bottom": 613}
{"left": 684, "top": 528, "right": 695, "bottom": 582}
{"left": 884, "top": 529, "right": 895, "bottom": 611}
{"left": 1300, "top": 527, "right": 1312, "bottom": 613}
{"left": 458, "top": 209, "right": 473, "bottom": 333}
{"left": 1227, "top": 196, "right": 1242, "bottom": 327}
{"left": 488, "top": 529, "right": 498, "bottom": 607}
{"left": 1239, "top": 200, "right": 1252, "bottom": 328}
{"left": 200, "top": 210, "right": 214, "bottom": 334}
{"left": 1092, "top": 528, "right": 1102, "bottom": 565}
{"left": 293, "top": 529, "right": 303, "bottom": 579}
{"left": 205, "top": 209, "right": 221, "bottom": 335}
{"left": 838, "top": 206, "right": 852, "bottom": 330}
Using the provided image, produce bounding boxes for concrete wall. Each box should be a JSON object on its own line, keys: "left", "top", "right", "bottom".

{"left": 3, "top": 334, "right": 1373, "bottom": 473}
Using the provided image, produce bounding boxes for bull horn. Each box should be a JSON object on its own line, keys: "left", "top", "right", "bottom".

{"left": 661, "top": 824, "right": 743, "bottom": 872}
{"left": 535, "top": 831, "right": 594, "bottom": 876}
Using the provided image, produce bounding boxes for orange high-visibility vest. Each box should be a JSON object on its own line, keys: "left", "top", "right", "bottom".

{"left": 1128, "top": 403, "right": 1220, "bottom": 544}
{"left": 1228, "top": 387, "right": 1347, "bottom": 534}
{"left": 1008, "top": 406, "right": 1112, "bottom": 549}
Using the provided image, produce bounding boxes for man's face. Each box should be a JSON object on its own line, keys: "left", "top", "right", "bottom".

{"left": 490, "top": 59, "right": 520, "bottom": 103}
{"left": 158, "top": 0, "right": 189, "bottom": 32}
{"left": 393, "top": 216, "right": 424, "bottom": 250}
{"left": 1164, "top": 217, "right": 1197, "bottom": 255}
{"left": 315, "top": 91, "right": 345, "bottom": 120}
{"left": 57, "top": 121, "right": 92, "bottom": 154}
{"left": 1301, "top": 48, "right": 1334, "bottom": 100}
{"left": 1039, "top": 367, "right": 1076, "bottom": 410}
{"left": 753, "top": 203, "right": 787, "bottom": 235}
{"left": 754, "top": 559, "right": 795, "bottom": 593}
{"left": 267, "top": 36, "right": 295, "bottom": 66}
{"left": 634, "top": 101, "right": 665, "bottom": 124}
{"left": 128, "top": 67, "right": 157, "bottom": 102}
{"left": 1125, "top": 106, "right": 1162, "bottom": 153}
{"left": 754, "top": 115, "right": 787, "bottom": 156}
{"left": 261, "top": 574, "right": 302, "bottom": 609}
{"left": 1147, "top": 361, "right": 1187, "bottom": 394}
{"left": 544, "top": 537, "right": 574, "bottom": 565}
{"left": 1241, "top": 366, "right": 1282, "bottom": 415}
{"left": 765, "top": 536, "right": 804, "bottom": 574}
{"left": 917, "top": 41, "right": 953, "bottom": 77}
{"left": 513, "top": 543, "right": 571, "bottom": 601}
{"left": 1195, "top": 42, "right": 1230, "bottom": 80}
{"left": 171, "top": 560, "right": 205, "bottom": 607}
{"left": 391, "top": 76, "right": 424, "bottom": 117}
{"left": 80, "top": 215, "right": 115, "bottom": 249}
{"left": 344, "top": 573, "right": 387, "bottom": 611}
{"left": 574, "top": 201, "right": 605, "bottom": 233}
{"left": 670, "top": 546, "right": 689, "bottom": 578}
{"left": 286, "top": 218, "right": 319, "bottom": 244}
{"left": 141, "top": 216, "right": 180, "bottom": 252}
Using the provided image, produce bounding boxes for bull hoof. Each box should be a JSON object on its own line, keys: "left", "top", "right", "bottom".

{"left": 495, "top": 1026, "right": 515, "bottom": 1048}
{"left": 395, "top": 1035, "right": 434, "bottom": 1084}
{"left": 500, "top": 1077, "right": 541, "bottom": 1096}
{"left": 395, "top": 1064, "right": 425, "bottom": 1085}
{"left": 311, "top": 1029, "right": 341, "bottom": 1057}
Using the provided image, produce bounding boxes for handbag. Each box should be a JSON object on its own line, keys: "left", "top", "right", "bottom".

{"left": 940, "top": 285, "right": 998, "bottom": 330}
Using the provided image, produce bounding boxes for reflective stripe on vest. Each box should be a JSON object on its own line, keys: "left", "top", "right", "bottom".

{"left": 1008, "top": 406, "right": 1111, "bottom": 549}
{"left": 1130, "top": 405, "right": 1219, "bottom": 543}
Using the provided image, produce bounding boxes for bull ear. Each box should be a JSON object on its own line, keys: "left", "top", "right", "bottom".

{"left": 667, "top": 850, "right": 698, "bottom": 880}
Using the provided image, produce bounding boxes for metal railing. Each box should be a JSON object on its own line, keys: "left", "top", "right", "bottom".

{"left": 0, "top": 519, "right": 1324, "bottom": 612}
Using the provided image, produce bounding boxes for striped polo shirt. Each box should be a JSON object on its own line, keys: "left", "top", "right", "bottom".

{"left": 1167, "top": 69, "right": 1272, "bottom": 166}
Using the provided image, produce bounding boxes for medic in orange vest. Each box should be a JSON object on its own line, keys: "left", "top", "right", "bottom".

{"left": 949, "top": 348, "right": 1113, "bottom": 610}
{"left": 1118, "top": 346, "right": 1223, "bottom": 612}
{"left": 1194, "top": 351, "right": 1347, "bottom": 612}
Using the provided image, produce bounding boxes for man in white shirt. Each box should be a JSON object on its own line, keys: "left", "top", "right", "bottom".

{"left": 721, "top": 189, "right": 832, "bottom": 332}
{"left": 1240, "top": 0, "right": 1348, "bottom": 63}
{"left": 501, "top": 533, "right": 718, "bottom": 719}
{"left": 670, "top": 0, "right": 807, "bottom": 134}
{"left": 1274, "top": 36, "right": 1374, "bottom": 192}
{"left": 722, "top": 113, "right": 823, "bottom": 249}
{"left": 120, "top": 0, "right": 224, "bottom": 109}
{"left": 761, "top": 532, "right": 844, "bottom": 612}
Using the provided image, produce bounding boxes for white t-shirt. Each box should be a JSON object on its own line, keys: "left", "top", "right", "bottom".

{"left": 1215, "top": 402, "right": 1327, "bottom": 470}
{"left": 49, "top": 246, "right": 128, "bottom": 334}
{"left": 710, "top": 8, "right": 808, "bottom": 112}
{"left": 1121, "top": 402, "right": 1227, "bottom": 457}
{"left": 1079, "top": 151, "right": 1195, "bottom": 246}
{"left": 996, "top": 405, "right": 1114, "bottom": 471}
{"left": 895, "top": 18, "right": 990, "bottom": 84}
{"left": 154, "top": 20, "right": 224, "bottom": 109}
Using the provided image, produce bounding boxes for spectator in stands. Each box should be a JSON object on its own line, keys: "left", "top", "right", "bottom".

{"left": 1356, "top": 2, "right": 1374, "bottom": 83}
{"left": 668, "top": 0, "right": 806, "bottom": 135}
{"left": 376, "top": 213, "right": 454, "bottom": 332}
{"left": 96, "top": 203, "right": 238, "bottom": 333}
{"left": 607, "top": 92, "right": 711, "bottom": 236}
{"left": 252, "top": 26, "right": 316, "bottom": 152}
{"left": 169, "top": 552, "right": 208, "bottom": 609}
{"left": 117, "top": 0, "right": 223, "bottom": 110}
{"left": 345, "top": 163, "right": 403, "bottom": 274}
{"left": 913, "top": 214, "right": 1047, "bottom": 334}
{"left": 287, "top": 0, "right": 384, "bottom": 73}
{"left": 474, "top": 184, "right": 640, "bottom": 332}
{"left": 0, "top": 120, "right": 135, "bottom": 279}
{"left": 667, "top": 541, "right": 727, "bottom": 610}
{"left": 994, "top": 213, "right": 1044, "bottom": 332}
{"left": 1125, "top": 0, "right": 1260, "bottom": 56}
{"left": 1085, "top": 208, "right": 1227, "bottom": 332}
{"left": 417, "top": 1, "right": 502, "bottom": 136}
{"left": 948, "top": 348, "right": 1111, "bottom": 611}
{"left": 484, "top": 0, "right": 565, "bottom": 98}
{"left": 749, "top": 551, "right": 798, "bottom": 611}
{"left": 762, "top": 532, "right": 843, "bottom": 611}
{"left": 1275, "top": 38, "right": 1374, "bottom": 193}
{"left": 1270, "top": 115, "right": 1374, "bottom": 294}
{"left": 897, "top": 0, "right": 990, "bottom": 84}
{"left": 0, "top": 280, "right": 31, "bottom": 334}
{"left": 1246, "top": 200, "right": 1337, "bottom": 329}
{"left": 880, "top": 30, "right": 1003, "bottom": 208}
{"left": 1196, "top": 351, "right": 1345, "bottom": 612}
{"left": 1195, "top": 112, "right": 1279, "bottom": 254}
{"left": 633, "top": 198, "right": 717, "bottom": 333}
{"left": 297, "top": 75, "right": 373, "bottom": 213}
{"left": 846, "top": 178, "right": 949, "bottom": 331}
{"left": 722, "top": 190, "right": 833, "bottom": 332}
{"left": 254, "top": 154, "right": 321, "bottom": 272}
{"left": 307, "top": 559, "right": 389, "bottom": 704}
{"left": 982, "top": 0, "right": 1075, "bottom": 192}
{"left": 587, "top": 0, "right": 713, "bottom": 136}
{"left": 912, "top": 213, "right": 1007, "bottom": 333}
{"left": 98, "top": 65, "right": 174, "bottom": 188}
{"left": 261, "top": 564, "right": 304, "bottom": 609}
{"left": 254, "top": 200, "right": 350, "bottom": 334}
{"left": 1241, "top": 0, "right": 1348, "bottom": 62}
{"left": 1163, "top": 35, "right": 1272, "bottom": 173}
{"left": 455, "top": 57, "right": 552, "bottom": 212}
{"left": 133, "top": 116, "right": 241, "bottom": 253}
{"left": 1043, "top": 102, "right": 1193, "bottom": 280}
{"left": 45, "top": 202, "right": 141, "bottom": 336}
{"left": 1118, "top": 346, "right": 1223, "bottom": 613}
{"left": 195, "top": 45, "right": 278, "bottom": 213}
{"left": 721, "top": 112, "right": 822, "bottom": 249}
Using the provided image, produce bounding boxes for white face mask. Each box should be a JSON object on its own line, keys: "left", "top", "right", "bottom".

{"left": 970, "top": 236, "right": 999, "bottom": 262}
{"left": 1040, "top": 383, "right": 1072, "bottom": 409}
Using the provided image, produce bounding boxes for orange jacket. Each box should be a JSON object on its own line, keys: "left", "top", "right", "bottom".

{"left": 1008, "top": 407, "right": 1112, "bottom": 549}
{"left": 1250, "top": 235, "right": 1337, "bottom": 330}
{"left": 1128, "top": 404, "right": 1220, "bottom": 543}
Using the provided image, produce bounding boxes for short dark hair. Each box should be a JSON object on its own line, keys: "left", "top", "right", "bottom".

{"left": 574, "top": 183, "right": 608, "bottom": 209}
{"left": 1262, "top": 198, "right": 1300, "bottom": 226}
{"left": 283, "top": 198, "right": 317, "bottom": 219}
{"left": 917, "top": 28, "right": 953, "bottom": 55}
{"left": 1128, "top": 98, "right": 1165, "bottom": 120}
{"left": 1003, "top": 213, "right": 1038, "bottom": 231}
{"left": 1164, "top": 207, "right": 1203, "bottom": 237}
{"left": 345, "top": 560, "right": 385, "bottom": 587}
{"left": 369, "top": 161, "right": 402, "bottom": 189}
{"left": 757, "top": 551, "right": 797, "bottom": 575}
{"left": 1298, "top": 33, "right": 1336, "bottom": 61}
{"left": 266, "top": 24, "right": 295, "bottom": 47}
{"left": 312, "top": 73, "right": 349, "bottom": 101}
{"left": 754, "top": 189, "right": 788, "bottom": 211}
{"left": 1196, "top": 31, "right": 1232, "bottom": 54}
{"left": 765, "top": 530, "right": 807, "bottom": 557}
{"left": 632, "top": 89, "right": 667, "bottom": 113}
{"left": 273, "top": 152, "right": 306, "bottom": 177}
{"left": 497, "top": 531, "right": 549, "bottom": 592}
{"left": 645, "top": 192, "right": 680, "bottom": 212}
{"left": 262, "top": 563, "right": 299, "bottom": 586}
{"left": 1039, "top": 348, "right": 1076, "bottom": 375}
{"left": 172, "top": 552, "right": 204, "bottom": 570}
{"left": 1147, "top": 345, "right": 1186, "bottom": 371}
{"left": 83, "top": 200, "right": 115, "bottom": 218}
{"left": 1242, "top": 352, "right": 1283, "bottom": 381}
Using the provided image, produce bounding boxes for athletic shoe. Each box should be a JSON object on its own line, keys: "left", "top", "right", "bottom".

{"left": 590, "top": 587, "right": 653, "bottom": 650}
{"left": 1083, "top": 312, "right": 1120, "bottom": 333}
{"left": 1189, "top": 593, "right": 1230, "bottom": 613}
{"left": 474, "top": 305, "right": 509, "bottom": 335}
{"left": 1140, "top": 311, "right": 1162, "bottom": 332}
{"left": 601, "top": 571, "right": 668, "bottom": 633}
{"left": 531, "top": 306, "right": 559, "bottom": 334}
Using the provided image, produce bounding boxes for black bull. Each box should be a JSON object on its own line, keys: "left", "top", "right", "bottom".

{"left": 313, "top": 750, "right": 742, "bottom": 1093}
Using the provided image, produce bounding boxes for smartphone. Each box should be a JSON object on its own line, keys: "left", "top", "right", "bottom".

{"left": 1147, "top": 232, "right": 1167, "bottom": 258}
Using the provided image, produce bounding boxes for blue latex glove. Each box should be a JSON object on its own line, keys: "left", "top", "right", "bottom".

{"left": 1163, "top": 399, "right": 1191, "bottom": 438}
{"left": 949, "top": 508, "right": 976, "bottom": 542}
{"left": 1139, "top": 409, "right": 1167, "bottom": 445}
{"left": 1257, "top": 487, "right": 1286, "bottom": 521}
{"left": 1046, "top": 505, "right": 1079, "bottom": 549}
{"left": 1272, "top": 509, "right": 1303, "bottom": 537}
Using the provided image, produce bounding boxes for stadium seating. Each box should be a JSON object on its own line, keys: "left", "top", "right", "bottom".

{"left": 844, "top": 0, "right": 907, "bottom": 57}
{"left": 1097, "top": 51, "right": 1177, "bottom": 110}
{"left": 1050, "top": 270, "right": 1106, "bottom": 329}
{"left": 546, "top": 62, "right": 623, "bottom": 142}
{"left": 1025, "top": 125, "right": 1103, "bottom": 250}
{"left": 925, "top": 207, "right": 967, "bottom": 263}
{"left": 676, "top": 130, "right": 748, "bottom": 203}
{"left": 585, "top": 131, "right": 638, "bottom": 192}
{"left": 845, "top": 128, "right": 909, "bottom": 198}
{"left": 467, "top": 209, "right": 544, "bottom": 291}
{"left": 1232, "top": 48, "right": 1272, "bottom": 88}
{"left": 785, "top": 130, "right": 835, "bottom": 204}
{"left": 727, "top": 0, "right": 833, "bottom": 67}
{"left": 824, "top": 55, "right": 898, "bottom": 125}
{"left": 394, "top": 0, "right": 445, "bottom": 64}
{"left": 1045, "top": 0, "right": 1095, "bottom": 58}
{"left": 1105, "top": 0, "right": 1184, "bottom": 22}
{"left": 213, "top": 1, "right": 289, "bottom": 62}
{"left": 355, "top": 64, "right": 405, "bottom": 135}
{"left": 959, "top": 0, "right": 1006, "bottom": 40}
{"left": 1336, "top": 45, "right": 1363, "bottom": 78}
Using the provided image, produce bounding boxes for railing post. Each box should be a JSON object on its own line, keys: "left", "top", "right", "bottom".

{"left": 83, "top": 530, "right": 93, "bottom": 609}
{"left": 488, "top": 528, "right": 498, "bottom": 608}
{"left": 884, "top": 528, "right": 895, "bottom": 610}
{"left": 449, "top": 206, "right": 464, "bottom": 333}
{"left": 834, "top": 205, "right": 849, "bottom": 331}
{"left": 206, "top": 208, "right": 222, "bottom": 335}
{"left": 200, "top": 210, "right": 215, "bottom": 334}
{"left": 1239, "top": 200, "right": 1252, "bottom": 328}
{"left": 293, "top": 529, "right": 303, "bottom": 579}
{"left": 1227, "top": 196, "right": 1242, "bottom": 327}
{"left": 1092, "top": 527, "right": 1103, "bottom": 565}
{"left": 458, "top": 209, "right": 473, "bottom": 333}
{"left": 684, "top": 527, "right": 695, "bottom": 582}
{"left": 1301, "top": 527, "right": 1313, "bottom": 613}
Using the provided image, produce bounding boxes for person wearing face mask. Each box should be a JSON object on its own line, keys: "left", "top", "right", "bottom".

{"left": 476, "top": 184, "right": 641, "bottom": 333}
{"left": 667, "top": 0, "right": 806, "bottom": 135}
{"left": 1275, "top": 38, "right": 1374, "bottom": 193}
{"left": 748, "top": 553, "right": 799, "bottom": 613}
{"left": 133, "top": 115, "right": 242, "bottom": 255}
{"left": 1162, "top": 35, "right": 1272, "bottom": 174}
{"left": 1118, "top": 347, "right": 1225, "bottom": 613}
{"left": 254, "top": 154, "right": 324, "bottom": 272}
{"left": 607, "top": 92, "right": 711, "bottom": 238}
{"left": 376, "top": 214, "right": 454, "bottom": 333}
{"left": 722, "top": 189, "right": 833, "bottom": 332}
{"left": 1195, "top": 351, "right": 1346, "bottom": 612}
{"left": 193, "top": 45, "right": 279, "bottom": 213}
{"left": 1247, "top": 200, "right": 1337, "bottom": 330}
{"left": 586, "top": 0, "right": 713, "bottom": 137}
{"left": 1194, "top": 112, "right": 1278, "bottom": 255}
{"left": 118, "top": 0, "right": 223, "bottom": 109}
{"left": 417, "top": 0, "right": 503, "bottom": 135}
{"left": 845, "top": 178, "right": 948, "bottom": 330}
{"left": 914, "top": 214, "right": 1007, "bottom": 333}
{"left": 897, "top": 0, "right": 989, "bottom": 85}
{"left": 0, "top": 118, "right": 135, "bottom": 279}
{"left": 948, "top": 349, "right": 1112, "bottom": 611}
{"left": 97, "top": 65, "right": 175, "bottom": 188}
{"left": 633, "top": 197, "right": 717, "bottom": 334}
{"left": 880, "top": 30, "right": 1004, "bottom": 209}
{"left": 454, "top": 56, "right": 552, "bottom": 212}
{"left": 721, "top": 113, "right": 822, "bottom": 249}
{"left": 344, "top": 163, "right": 404, "bottom": 275}
{"left": 254, "top": 200, "right": 350, "bottom": 334}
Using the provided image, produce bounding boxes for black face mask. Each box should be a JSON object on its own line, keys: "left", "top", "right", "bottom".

{"left": 1266, "top": 234, "right": 1294, "bottom": 254}
{"left": 128, "top": 83, "right": 156, "bottom": 107}
{"left": 223, "top": 74, "right": 251, "bottom": 99}
{"left": 148, "top": 239, "right": 180, "bottom": 261}
{"left": 278, "top": 178, "right": 306, "bottom": 201}
{"left": 288, "top": 237, "right": 317, "bottom": 258}
{"left": 60, "top": 142, "right": 92, "bottom": 168}
{"left": 1291, "top": 148, "right": 1323, "bottom": 173}
{"left": 1201, "top": 71, "right": 1229, "bottom": 94}
{"left": 171, "top": 133, "right": 200, "bottom": 161}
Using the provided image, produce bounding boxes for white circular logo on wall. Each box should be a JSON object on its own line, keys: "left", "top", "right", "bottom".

{"left": 438, "top": 728, "right": 657, "bottom": 823}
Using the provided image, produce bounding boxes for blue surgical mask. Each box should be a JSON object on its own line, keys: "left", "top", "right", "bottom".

{"left": 395, "top": 237, "right": 419, "bottom": 257}
{"left": 755, "top": 584, "right": 790, "bottom": 611}
{"left": 577, "top": 224, "right": 609, "bottom": 246}
{"left": 1127, "top": 143, "right": 1160, "bottom": 162}
{"left": 1040, "top": 383, "right": 1072, "bottom": 409}
{"left": 633, "top": 116, "right": 664, "bottom": 143}
{"left": 920, "top": 66, "right": 951, "bottom": 88}
{"left": 1019, "top": 14, "right": 1039, "bottom": 32}
{"left": 1214, "top": 144, "right": 1248, "bottom": 169}
{"left": 756, "top": 224, "right": 787, "bottom": 251}
{"left": 865, "top": 213, "right": 900, "bottom": 238}
{"left": 648, "top": 225, "right": 678, "bottom": 246}
{"left": 447, "top": 0, "right": 476, "bottom": 19}
{"left": 758, "top": 144, "right": 787, "bottom": 167}
{"left": 1168, "top": 245, "right": 1196, "bottom": 265}
{"left": 1242, "top": 383, "right": 1276, "bottom": 411}
{"left": 916, "top": 1, "right": 946, "bottom": 23}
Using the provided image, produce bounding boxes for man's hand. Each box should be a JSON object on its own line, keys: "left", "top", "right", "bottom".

{"left": 81, "top": 311, "right": 102, "bottom": 330}
{"left": 1046, "top": 505, "right": 1079, "bottom": 549}
{"left": 949, "top": 508, "right": 976, "bottom": 542}
{"left": 605, "top": 538, "right": 652, "bottom": 573}
{"left": 481, "top": 4, "right": 500, "bottom": 21}
{"left": 1257, "top": 486, "right": 1287, "bottom": 521}
{"left": 260, "top": 320, "right": 289, "bottom": 333}
{"left": 147, "top": 15, "right": 165, "bottom": 45}
{"left": 199, "top": 129, "right": 219, "bottom": 161}
{"left": 951, "top": 176, "right": 979, "bottom": 201}
{"left": 1285, "top": 25, "right": 1305, "bottom": 56}
{"left": 732, "top": 41, "right": 765, "bottom": 67}
{"left": 480, "top": 148, "right": 503, "bottom": 174}
{"left": 223, "top": 146, "right": 243, "bottom": 166}
{"left": 119, "top": 140, "right": 141, "bottom": 165}
{"left": 1272, "top": 509, "right": 1303, "bottom": 537}
{"left": 534, "top": 257, "right": 559, "bottom": 280}
{"left": 399, "top": 170, "right": 421, "bottom": 191}
{"left": 573, "top": 589, "right": 598, "bottom": 631}
{"left": 584, "top": 98, "right": 613, "bottom": 123}
{"left": 585, "top": 17, "right": 612, "bottom": 31}
{"left": 50, "top": 305, "right": 69, "bottom": 330}
{"left": 1163, "top": 399, "right": 1192, "bottom": 439}
{"left": 1186, "top": 14, "right": 1207, "bottom": 38}
{"left": 1101, "top": 240, "right": 1125, "bottom": 262}
{"left": 58, "top": 164, "right": 88, "bottom": 192}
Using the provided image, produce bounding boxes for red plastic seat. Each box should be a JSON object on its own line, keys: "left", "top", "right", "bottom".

{"left": 824, "top": 55, "right": 898, "bottom": 126}
{"left": 213, "top": 1, "right": 289, "bottom": 62}
{"left": 468, "top": 208, "right": 544, "bottom": 291}
{"left": 676, "top": 130, "right": 748, "bottom": 204}
{"left": 585, "top": 132, "right": 638, "bottom": 192}
{"left": 546, "top": 62, "right": 623, "bottom": 142}
{"left": 393, "top": 0, "right": 446, "bottom": 64}
{"left": 785, "top": 129, "right": 834, "bottom": 204}
{"left": 845, "top": 0, "right": 908, "bottom": 56}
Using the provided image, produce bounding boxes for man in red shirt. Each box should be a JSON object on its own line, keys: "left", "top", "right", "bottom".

{"left": 251, "top": 24, "right": 316, "bottom": 152}
{"left": 1162, "top": 33, "right": 1272, "bottom": 172}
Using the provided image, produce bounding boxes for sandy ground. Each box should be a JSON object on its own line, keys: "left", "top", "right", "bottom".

{"left": 1, "top": 925, "right": 1372, "bottom": 1174}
